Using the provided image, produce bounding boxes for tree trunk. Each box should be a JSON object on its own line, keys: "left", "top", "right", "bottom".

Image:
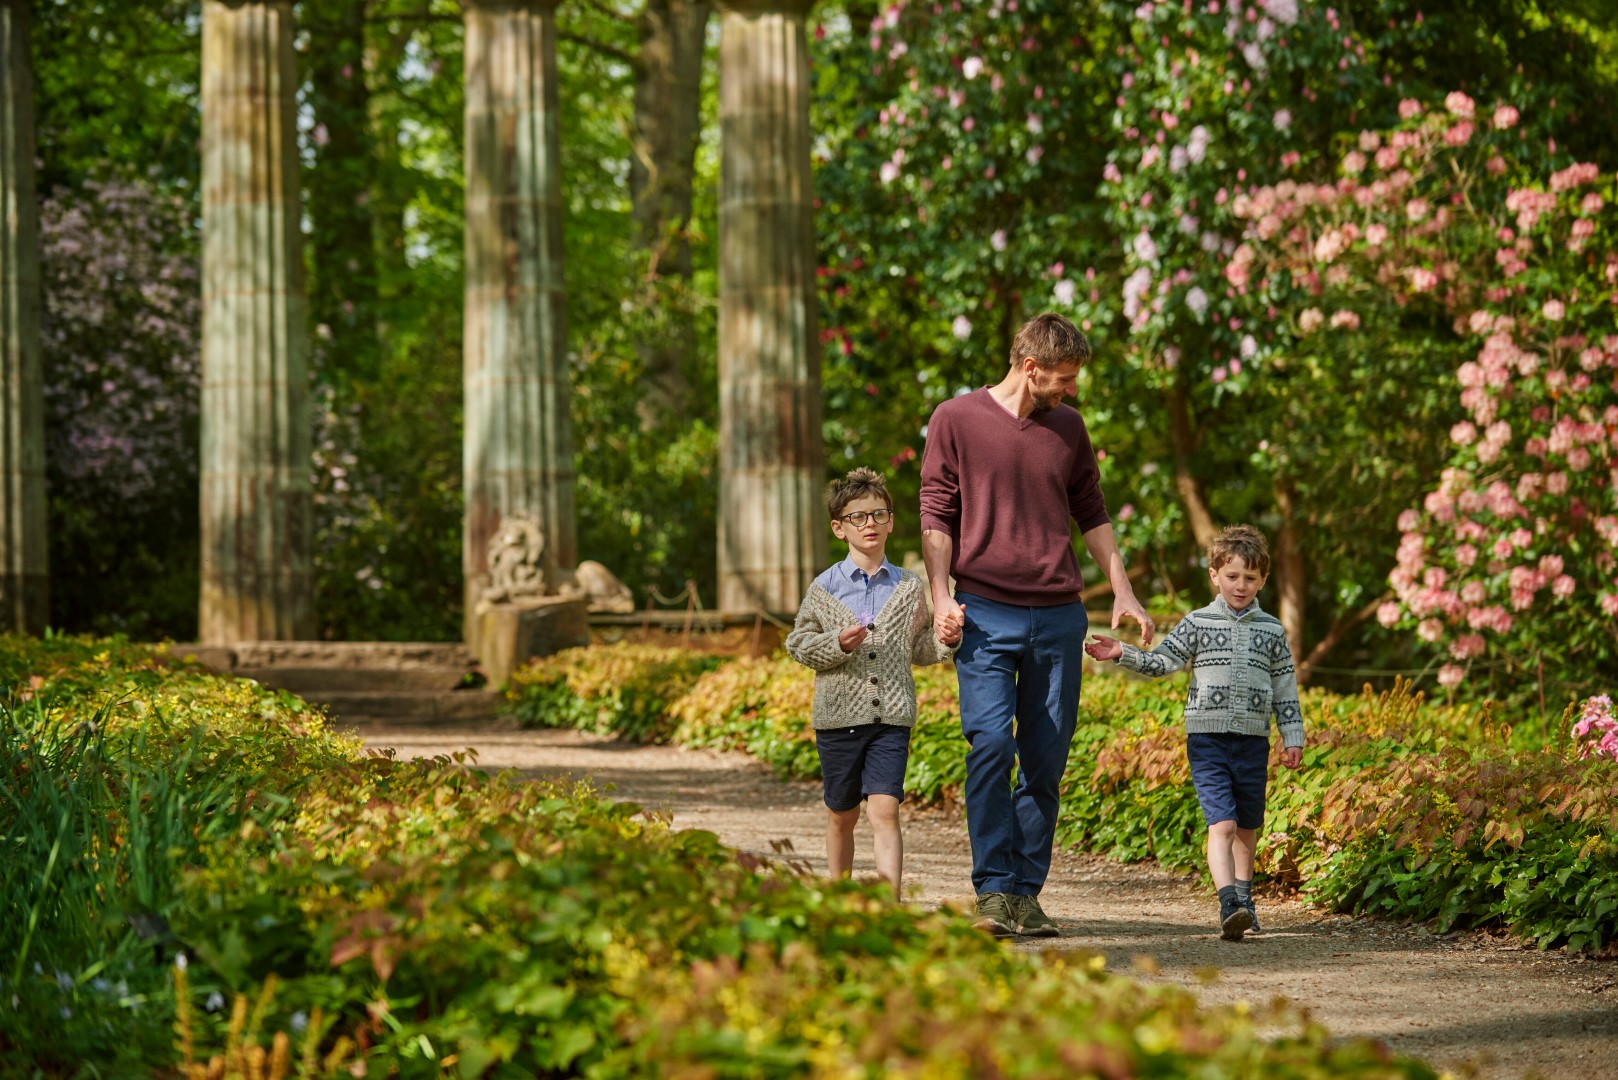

{"left": 630, "top": 0, "right": 711, "bottom": 424}
{"left": 1165, "top": 374, "right": 1218, "bottom": 549}
{"left": 1273, "top": 477, "right": 1306, "bottom": 672}
{"left": 304, "top": 0, "right": 378, "bottom": 384}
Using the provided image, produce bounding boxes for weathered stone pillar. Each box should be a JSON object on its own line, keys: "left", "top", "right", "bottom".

{"left": 462, "top": 0, "right": 575, "bottom": 644}
{"left": 1, "top": 0, "right": 46, "bottom": 635}
{"left": 198, "top": 0, "right": 313, "bottom": 642}
{"left": 716, "top": 0, "right": 825, "bottom": 614}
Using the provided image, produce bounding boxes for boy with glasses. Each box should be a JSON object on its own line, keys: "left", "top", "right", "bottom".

{"left": 786, "top": 467, "right": 961, "bottom": 898}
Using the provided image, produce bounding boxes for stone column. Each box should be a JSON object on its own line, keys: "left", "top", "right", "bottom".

{"left": 0, "top": 0, "right": 47, "bottom": 634}
{"left": 716, "top": 0, "right": 825, "bottom": 614}
{"left": 462, "top": 0, "right": 575, "bottom": 642}
{"left": 198, "top": 0, "right": 312, "bottom": 642}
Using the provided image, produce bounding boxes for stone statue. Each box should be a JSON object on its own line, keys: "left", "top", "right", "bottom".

{"left": 483, "top": 514, "right": 554, "bottom": 605}
{"left": 575, "top": 560, "right": 636, "bottom": 613}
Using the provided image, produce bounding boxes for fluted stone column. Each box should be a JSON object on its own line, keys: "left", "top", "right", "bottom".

{"left": 0, "top": 0, "right": 47, "bottom": 634}
{"left": 198, "top": 0, "right": 312, "bottom": 642}
{"left": 462, "top": 0, "right": 575, "bottom": 641}
{"left": 716, "top": 0, "right": 825, "bottom": 614}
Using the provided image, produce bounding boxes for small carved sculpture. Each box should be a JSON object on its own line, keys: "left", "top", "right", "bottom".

{"left": 483, "top": 514, "right": 552, "bottom": 605}
{"left": 575, "top": 560, "right": 636, "bottom": 613}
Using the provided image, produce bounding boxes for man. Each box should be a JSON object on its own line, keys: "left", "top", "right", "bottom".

{"left": 920, "top": 312, "right": 1154, "bottom": 938}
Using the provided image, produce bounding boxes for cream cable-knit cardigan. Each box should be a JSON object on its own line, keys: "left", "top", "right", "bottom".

{"left": 785, "top": 569, "right": 957, "bottom": 730}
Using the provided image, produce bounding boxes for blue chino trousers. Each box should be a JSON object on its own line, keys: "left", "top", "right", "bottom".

{"left": 954, "top": 591, "right": 1087, "bottom": 897}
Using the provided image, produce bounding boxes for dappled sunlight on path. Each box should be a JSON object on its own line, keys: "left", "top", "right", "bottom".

{"left": 360, "top": 724, "right": 1618, "bottom": 1080}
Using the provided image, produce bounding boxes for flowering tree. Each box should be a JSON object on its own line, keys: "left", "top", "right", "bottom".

{"left": 1085, "top": 0, "right": 1616, "bottom": 680}
{"left": 40, "top": 180, "right": 201, "bottom": 637}
{"left": 1225, "top": 92, "right": 1618, "bottom": 701}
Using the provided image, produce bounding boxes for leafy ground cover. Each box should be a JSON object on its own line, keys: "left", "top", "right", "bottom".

{"left": 509, "top": 644, "right": 1618, "bottom": 955}
{"left": 3, "top": 634, "right": 1432, "bottom": 1076}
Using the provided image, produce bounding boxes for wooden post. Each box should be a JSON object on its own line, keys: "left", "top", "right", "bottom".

{"left": 0, "top": 0, "right": 47, "bottom": 634}
{"left": 462, "top": 0, "right": 575, "bottom": 647}
{"left": 715, "top": 0, "right": 826, "bottom": 615}
{"left": 198, "top": 0, "right": 313, "bottom": 642}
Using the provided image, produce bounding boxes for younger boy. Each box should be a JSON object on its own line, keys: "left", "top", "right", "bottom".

{"left": 786, "top": 467, "right": 960, "bottom": 899}
{"left": 1084, "top": 524, "right": 1304, "bottom": 940}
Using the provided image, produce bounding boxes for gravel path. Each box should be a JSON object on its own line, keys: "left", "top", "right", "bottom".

{"left": 357, "top": 723, "right": 1618, "bottom": 1079}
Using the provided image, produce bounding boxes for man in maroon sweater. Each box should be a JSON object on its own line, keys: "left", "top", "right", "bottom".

{"left": 920, "top": 312, "right": 1154, "bottom": 938}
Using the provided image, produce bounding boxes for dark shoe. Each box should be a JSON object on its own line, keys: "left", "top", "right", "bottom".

{"left": 1220, "top": 899, "right": 1252, "bottom": 942}
{"left": 973, "top": 892, "right": 1016, "bottom": 938}
{"left": 1011, "top": 894, "right": 1061, "bottom": 938}
{"left": 1245, "top": 900, "right": 1262, "bottom": 934}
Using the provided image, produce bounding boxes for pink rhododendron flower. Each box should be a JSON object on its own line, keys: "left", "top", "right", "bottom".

{"left": 1330, "top": 309, "right": 1360, "bottom": 330}
{"left": 1492, "top": 104, "right": 1519, "bottom": 129}
{"left": 1299, "top": 307, "right": 1324, "bottom": 333}
{"left": 1377, "top": 601, "right": 1401, "bottom": 628}
{"left": 1553, "top": 574, "right": 1576, "bottom": 599}
{"left": 1437, "top": 664, "right": 1464, "bottom": 688}
{"left": 1444, "top": 121, "right": 1474, "bottom": 146}
{"left": 1444, "top": 91, "right": 1476, "bottom": 118}
{"left": 1542, "top": 298, "right": 1566, "bottom": 320}
{"left": 1399, "top": 98, "right": 1423, "bottom": 120}
{"left": 1410, "top": 268, "right": 1439, "bottom": 291}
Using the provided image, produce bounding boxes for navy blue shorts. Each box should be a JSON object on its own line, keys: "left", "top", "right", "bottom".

{"left": 815, "top": 724, "right": 910, "bottom": 812}
{"left": 1186, "top": 733, "right": 1270, "bottom": 830}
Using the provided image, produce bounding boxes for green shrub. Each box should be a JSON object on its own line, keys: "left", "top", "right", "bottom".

{"left": 3, "top": 635, "right": 1437, "bottom": 1075}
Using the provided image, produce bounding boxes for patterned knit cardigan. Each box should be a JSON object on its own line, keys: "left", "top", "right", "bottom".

{"left": 1113, "top": 595, "right": 1305, "bottom": 749}
{"left": 784, "top": 569, "right": 957, "bottom": 731}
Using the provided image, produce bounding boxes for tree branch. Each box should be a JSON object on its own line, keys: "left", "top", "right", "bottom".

{"left": 1299, "top": 592, "right": 1390, "bottom": 682}
{"left": 582, "top": 0, "right": 640, "bottom": 23}
{"left": 558, "top": 30, "right": 637, "bottom": 67}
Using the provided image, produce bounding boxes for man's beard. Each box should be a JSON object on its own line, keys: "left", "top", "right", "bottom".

{"left": 1030, "top": 392, "right": 1058, "bottom": 413}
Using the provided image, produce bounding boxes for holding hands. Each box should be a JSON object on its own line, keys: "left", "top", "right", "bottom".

{"left": 934, "top": 597, "right": 966, "bottom": 647}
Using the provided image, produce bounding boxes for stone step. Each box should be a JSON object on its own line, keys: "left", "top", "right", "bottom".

{"left": 236, "top": 666, "right": 479, "bottom": 694}
{"left": 232, "top": 641, "right": 476, "bottom": 670}
{"left": 297, "top": 689, "right": 504, "bottom": 726}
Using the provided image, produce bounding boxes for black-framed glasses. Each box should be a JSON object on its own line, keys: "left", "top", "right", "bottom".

{"left": 837, "top": 509, "right": 894, "bottom": 527}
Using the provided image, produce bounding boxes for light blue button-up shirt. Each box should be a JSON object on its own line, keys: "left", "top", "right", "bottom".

{"left": 814, "top": 556, "right": 900, "bottom": 627}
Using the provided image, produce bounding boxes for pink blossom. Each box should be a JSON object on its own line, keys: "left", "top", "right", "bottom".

{"left": 1456, "top": 544, "right": 1479, "bottom": 569}
{"left": 1492, "top": 104, "right": 1520, "bottom": 129}
{"left": 1330, "top": 309, "right": 1361, "bottom": 330}
{"left": 1103, "top": 162, "right": 1123, "bottom": 183}
{"left": 1549, "top": 162, "right": 1600, "bottom": 191}
{"left": 1553, "top": 574, "right": 1576, "bottom": 599}
{"left": 1542, "top": 298, "right": 1566, "bottom": 321}
{"left": 1546, "top": 471, "right": 1570, "bottom": 495}
{"left": 1406, "top": 198, "right": 1430, "bottom": 222}
{"left": 1445, "top": 91, "right": 1476, "bottom": 118}
{"left": 1437, "top": 664, "right": 1464, "bottom": 689}
{"left": 1398, "top": 508, "right": 1421, "bottom": 531}
{"left": 1602, "top": 593, "right": 1618, "bottom": 618}
{"left": 962, "top": 56, "right": 984, "bottom": 80}
{"left": 1582, "top": 193, "right": 1604, "bottom": 215}
{"left": 1443, "top": 121, "right": 1474, "bottom": 146}
{"left": 1568, "top": 446, "right": 1592, "bottom": 472}
{"left": 1417, "top": 618, "right": 1444, "bottom": 642}
{"left": 1299, "top": 308, "right": 1324, "bottom": 333}
{"left": 1398, "top": 98, "right": 1423, "bottom": 120}
{"left": 1450, "top": 634, "right": 1486, "bottom": 660}
{"left": 1342, "top": 150, "right": 1367, "bottom": 174}
{"left": 1461, "top": 580, "right": 1486, "bottom": 604}
{"left": 1377, "top": 601, "right": 1402, "bottom": 628}
{"left": 1410, "top": 268, "right": 1439, "bottom": 291}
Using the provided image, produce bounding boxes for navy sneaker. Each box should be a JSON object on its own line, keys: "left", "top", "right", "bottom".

{"left": 1219, "top": 899, "right": 1252, "bottom": 942}
{"left": 1245, "top": 899, "right": 1262, "bottom": 934}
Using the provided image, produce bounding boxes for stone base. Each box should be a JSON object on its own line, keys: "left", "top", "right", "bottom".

{"left": 471, "top": 597, "right": 590, "bottom": 688}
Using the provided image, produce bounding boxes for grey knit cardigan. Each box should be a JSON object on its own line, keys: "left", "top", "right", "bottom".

{"left": 784, "top": 569, "right": 957, "bottom": 730}
{"left": 1112, "top": 595, "right": 1305, "bottom": 749}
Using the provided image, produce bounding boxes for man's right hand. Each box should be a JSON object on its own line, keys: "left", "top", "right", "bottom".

{"left": 838, "top": 624, "right": 870, "bottom": 652}
{"left": 934, "top": 595, "right": 965, "bottom": 643}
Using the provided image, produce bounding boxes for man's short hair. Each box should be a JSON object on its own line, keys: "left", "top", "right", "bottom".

{"left": 1009, "top": 312, "right": 1093, "bottom": 370}
{"left": 1208, "top": 524, "right": 1271, "bottom": 576}
{"left": 825, "top": 467, "right": 893, "bottom": 519}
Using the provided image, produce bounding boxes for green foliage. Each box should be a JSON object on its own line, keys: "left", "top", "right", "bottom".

{"left": 3, "top": 636, "right": 1436, "bottom": 1076}
{"left": 510, "top": 645, "right": 1618, "bottom": 953}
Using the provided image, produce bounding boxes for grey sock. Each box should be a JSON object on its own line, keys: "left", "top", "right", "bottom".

{"left": 1235, "top": 878, "right": 1252, "bottom": 904}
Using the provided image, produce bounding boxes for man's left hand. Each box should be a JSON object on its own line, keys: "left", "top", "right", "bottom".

{"left": 1111, "top": 592, "right": 1156, "bottom": 645}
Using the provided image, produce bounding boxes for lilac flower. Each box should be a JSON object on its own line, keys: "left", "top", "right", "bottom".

{"left": 952, "top": 315, "right": 973, "bottom": 340}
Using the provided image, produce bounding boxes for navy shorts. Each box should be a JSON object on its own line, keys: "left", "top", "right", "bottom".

{"left": 815, "top": 724, "right": 910, "bottom": 812}
{"left": 1186, "top": 733, "right": 1270, "bottom": 830}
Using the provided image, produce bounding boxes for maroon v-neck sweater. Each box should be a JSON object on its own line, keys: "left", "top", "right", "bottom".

{"left": 918, "top": 388, "right": 1110, "bottom": 606}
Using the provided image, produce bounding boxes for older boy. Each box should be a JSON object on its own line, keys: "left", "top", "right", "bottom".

{"left": 1086, "top": 524, "right": 1305, "bottom": 940}
{"left": 786, "top": 468, "right": 960, "bottom": 898}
